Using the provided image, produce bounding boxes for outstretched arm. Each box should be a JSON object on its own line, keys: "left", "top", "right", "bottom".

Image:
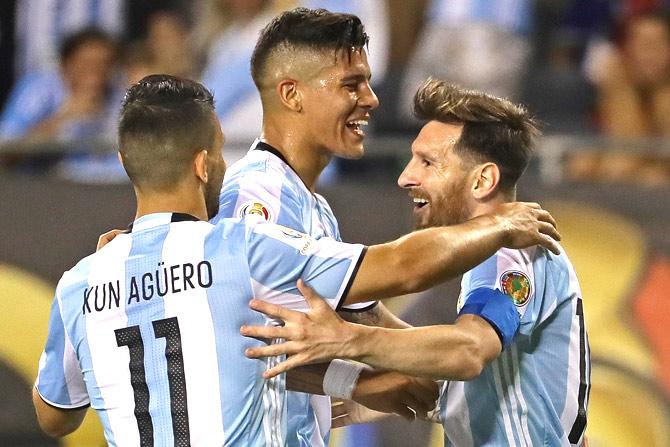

{"left": 342, "top": 201, "right": 559, "bottom": 305}
{"left": 242, "top": 281, "right": 511, "bottom": 379}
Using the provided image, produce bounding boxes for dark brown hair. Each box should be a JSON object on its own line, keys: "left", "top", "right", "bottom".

{"left": 250, "top": 7, "right": 368, "bottom": 88}
{"left": 414, "top": 79, "right": 540, "bottom": 190}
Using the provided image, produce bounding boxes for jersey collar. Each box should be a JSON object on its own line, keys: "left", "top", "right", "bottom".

{"left": 129, "top": 212, "right": 200, "bottom": 232}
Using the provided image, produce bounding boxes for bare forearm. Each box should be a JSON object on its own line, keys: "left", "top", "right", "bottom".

{"left": 339, "top": 302, "right": 411, "bottom": 329}
{"left": 343, "top": 317, "right": 499, "bottom": 380}
{"left": 347, "top": 215, "right": 505, "bottom": 304}
{"left": 286, "top": 363, "right": 329, "bottom": 395}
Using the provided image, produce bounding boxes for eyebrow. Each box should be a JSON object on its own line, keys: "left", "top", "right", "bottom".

{"left": 341, "top": 73, "right": 372, "bottom": 83}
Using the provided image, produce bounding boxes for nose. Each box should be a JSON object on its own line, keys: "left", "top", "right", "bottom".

{"left": 397, "top": 160, "right": 418, "bottom": 189}
{"left": 360, "top": 82, "right": 380, "bottom": 110}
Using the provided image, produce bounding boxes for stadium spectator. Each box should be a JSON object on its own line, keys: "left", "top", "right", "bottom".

{"left": 0, "top": 28, "right": 125, "bottom": 181}
{"left": 569, "top": 8, "right": 670, "bottom": 186}
{"left": 591, "top": 9, "right": 670, "bottom": 137}
{"left": 242, "top": 80, "right": 589, "bottom": 446}
{"left": 398, "top": 0, "right": 533, "bottom": 123}
{"left": 0, "top": 28, "right": 118, "bottom": 143}
{"left": 14, "top": 0, "right": 125, "bottom": 76}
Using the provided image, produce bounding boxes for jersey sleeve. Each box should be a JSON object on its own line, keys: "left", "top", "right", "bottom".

{"left": 461, "top": 248, "right": 541, "bottom": 336}
{"left": 244, "top": 219, "right": 366, "bottom": 312}
{"left": 35, "top": 289, "right": 90, "bottom": 409}
{"left": 217, "top": 165, "right": 307, "bottom": 233}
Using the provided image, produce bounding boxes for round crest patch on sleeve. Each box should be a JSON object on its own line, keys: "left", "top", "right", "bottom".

{"left": 239, "top": 201, "right": 272, "bottom": 221}
{"left": 499, "top": 270, "right": 532, "bottom": 307}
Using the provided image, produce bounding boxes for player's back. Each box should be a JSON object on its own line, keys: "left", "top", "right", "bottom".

{"left": 46, "top": 213, "right": 281, "bottom": 446}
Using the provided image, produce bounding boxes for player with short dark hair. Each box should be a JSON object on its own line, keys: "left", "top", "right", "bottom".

{"left": 241, "top": 80, "right": 590, "bottom": 446}
{"left": 215, "top": 8, "right": 384, "bottom": 445}
{"left": 33, "top": 75, "right": 561, "bottom": 446}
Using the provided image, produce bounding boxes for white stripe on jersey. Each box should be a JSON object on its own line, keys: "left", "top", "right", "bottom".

{"left": 261, "top": 342, "right": 284, "bottom": 447}
{"left": 62, "top": 312, "right": 88, "bottom": 405}
{"left": 500, "top": 352, "right": 528, "bottom": 447}
{"left": 443, "top": 381, "right": 474, "bottom": 447}
{"left": 492, "top": 360, "right": 516, "bottom": 446}
{"left": 160, "top": 222, "right": 225, "bottom": 445}
{"left": 84, "top": 234, "right": 137, "bottom": 446}
{"left": 510, "top": 346, "right": 532, "bottom": 446}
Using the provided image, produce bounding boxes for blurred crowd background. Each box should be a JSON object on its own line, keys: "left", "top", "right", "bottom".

{"left": 1, "top": 1, "right": 670, "bottom": 446}
{"left": 0, "top": 0, "right": 669, "bottom": 184}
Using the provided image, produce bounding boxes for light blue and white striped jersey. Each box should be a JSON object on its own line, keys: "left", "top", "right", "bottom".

{"left": 36, "top": 212, "right": 366, "bottom": 447}
{"left": 214, "top": 140, "right": 375, "bottom": 447}
{"left": 441, "top": 246, "right": 591, "bottom": 446}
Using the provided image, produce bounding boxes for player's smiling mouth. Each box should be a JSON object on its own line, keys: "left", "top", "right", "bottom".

{"left": 346, "top": 118, "right": 369, "bottom": 138}
{"left": 412, "top": 197, "right": 430, "bottom": 209}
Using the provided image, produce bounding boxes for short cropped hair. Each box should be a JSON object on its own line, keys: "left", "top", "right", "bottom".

{"left": 250, "top": 7, "right": 369, "bottom": 88}
{"left": 119, "top": 74, "right": 217, "bottom": 190}
{"left": 59, "top": 27, "right": 116, "bottom": 63}
{"left": 414, "top": 79, "right": 540, "bottom": 191}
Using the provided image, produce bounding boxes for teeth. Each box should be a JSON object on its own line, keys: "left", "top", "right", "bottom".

{"left": 413, "top": 198, "right": 429, "bottom": 204}
{"left": 347, "top": 120, "right": 368, "bottom": 127}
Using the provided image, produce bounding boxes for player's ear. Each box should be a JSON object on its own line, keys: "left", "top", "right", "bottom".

{"left": 472, "top": 162, "right": 500, "bottom": 200}
{"left": 277, "top": 79, "right": 302, "bottom": 112}
{"left": 194, "top": 149, "right": 209, "bottom": 183}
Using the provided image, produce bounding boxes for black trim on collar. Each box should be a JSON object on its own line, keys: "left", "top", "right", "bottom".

{"left": 253, "top": 141, "right": 291, "bottom": 167}
{"left": 127, "top": 213, "right": 201, "bottom": 232}
{"left": 170, "top": 213, "right": 200, "bottom": 223}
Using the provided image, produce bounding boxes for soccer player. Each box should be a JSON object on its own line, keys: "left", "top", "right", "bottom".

{"left": 241, "top": 81, "right": 590, "bottom": 446}
{"left": 211, "top": 8, "right": 407, "bottom": 446}
{"left": 34, "top": 75, "right": 561, "bottom": 445}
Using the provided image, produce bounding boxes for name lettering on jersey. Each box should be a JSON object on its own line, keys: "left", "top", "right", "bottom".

{"left": 82, "top": 261, "right": 213, "bottom": 314}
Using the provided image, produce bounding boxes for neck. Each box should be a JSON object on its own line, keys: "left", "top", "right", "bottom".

{"left": 467, "top": 192, "right": 513, "bottom": 220}
{"left": 261, "top": 119, "right": 330, "bottom": 192}
{"left": 134, "top": 184, "right": 208, "bottom": 221}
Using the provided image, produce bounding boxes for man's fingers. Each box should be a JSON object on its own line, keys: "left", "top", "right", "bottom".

{"left": 540, "top": 235, "right": 562, "bottom": 256}
{"left": 331, "top": 414, "right": 352, "bottom": 428}
{"left": 296, "top": 279, "right": 328, "bottom": 309}
{"left": 261, "top": 354, "right": 307, "bottom": 379}
{"left": 244, "top": 340, "right": 297, "bottom": 358}
{"left": 536, "top": 209, "right": 558, "bottom": 230}
{"left": 249, "top": 299, "right": 296, "bottom": 321}
{"left": 331, "top": 400, "right": 348, "bottom": 419}
{"left": 96, "top": 229, "right": 124, "bottom": 251}
{"left": 240, "top": 324, "right": 287, "bottom": 340}
{"left": 537, "top": 221, "right": 561, "bottom": 243}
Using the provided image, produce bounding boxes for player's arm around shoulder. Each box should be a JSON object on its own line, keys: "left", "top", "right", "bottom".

{"left": 242, "top": 280, "right": 519, "bottom": 380}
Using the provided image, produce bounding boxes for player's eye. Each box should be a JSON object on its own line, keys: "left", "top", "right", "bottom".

{"left": 421, "top": 159, "right": 431, "bottom": 167}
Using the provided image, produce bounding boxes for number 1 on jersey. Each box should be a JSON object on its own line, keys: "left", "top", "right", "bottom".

{"left": 115, "top": 317, "right": 190, "bottom": 447}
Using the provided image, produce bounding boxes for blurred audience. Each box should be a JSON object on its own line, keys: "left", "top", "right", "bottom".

{"left": 0, "top": 28, "right": 125, "bottom": 181}
{"left": 398, "top": 0, "right": 532, "bottom": 123}
{"left": 14, "top": 0, "right": 124, "bottom": 76}
{"left": 568, "top": 8, "right": 670, "bottom": 187}
{"left": 589, "top": 9, "right": 670, "bottom": 137}
{"left": 0, "top": 28, "right": 119, "bottom": 143}
{"left": 198, "top": 0, "right": 275, "bottom": 143}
